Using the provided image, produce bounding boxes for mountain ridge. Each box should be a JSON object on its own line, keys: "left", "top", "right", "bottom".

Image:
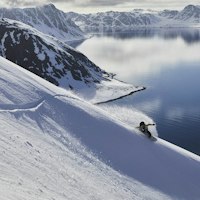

{"left": 0, "top": 3, "right": 85, "bottom": 43}
{"left": 65, "top": 4, "right": 200, "bottom": 32}
{"left": 175, "top": 5, "right": 200, "bottom": 22}
{"left": 0, "top": 18, "right": 107, "bottom": 88}
{"left": 1, "top": 4, "right": 200, "bottom": 38}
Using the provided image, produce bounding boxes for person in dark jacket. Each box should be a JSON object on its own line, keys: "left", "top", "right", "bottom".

{"left": 139, "top": 121, "right": 155, "bottom": 138}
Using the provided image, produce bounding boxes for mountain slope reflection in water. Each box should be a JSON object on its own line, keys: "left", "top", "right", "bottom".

{"left": 76, "top": 28, "right": 200, "bottom": 155}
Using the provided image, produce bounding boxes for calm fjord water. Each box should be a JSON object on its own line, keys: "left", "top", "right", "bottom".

{"left": 76, "top": 29, "right": 200, "bottom": 155}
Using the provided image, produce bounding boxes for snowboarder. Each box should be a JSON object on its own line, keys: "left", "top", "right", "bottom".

{"left": 138, "top": 121, "right": 155, "bottom": 138}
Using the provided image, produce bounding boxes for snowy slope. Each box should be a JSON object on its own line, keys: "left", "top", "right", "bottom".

{"left": 0, "top": 18, "right": 107, "bottom": 88}
{"left": 0, "top": 4, "right": 85, "bottom": 43}
{"left": 0, "top": 56, "right": 200, "bottom": 200}
{"left": 175, "top": 5, "right": 200, "bottom": 23}
{"left": 0, "top": 18, "right": 141, "bottom": 103}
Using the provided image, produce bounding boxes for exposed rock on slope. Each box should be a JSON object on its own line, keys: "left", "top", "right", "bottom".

{"left": 0, "top": 18, "right": 108, "bottom": 89}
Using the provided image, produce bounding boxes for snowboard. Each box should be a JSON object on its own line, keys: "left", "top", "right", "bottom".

{"left": 136, "top": 127, "right": 157, "bottom": 141}
{"left": 148, "top": 135, "right": 157, "bottom": 141}
{"left": 143, "top": 132, "right": 157, "bottom": 141}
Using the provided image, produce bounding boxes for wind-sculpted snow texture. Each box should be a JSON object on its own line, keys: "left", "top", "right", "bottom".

{"left": 0, "top": 4, "right": 84, "bottom": 43}
{"left": 0, "top": 54, "right": 200, "bottom": 200}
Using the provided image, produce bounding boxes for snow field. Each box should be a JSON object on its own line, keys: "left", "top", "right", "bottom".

{"left": 0, "top": 56, "right": 200, "bottom": 200}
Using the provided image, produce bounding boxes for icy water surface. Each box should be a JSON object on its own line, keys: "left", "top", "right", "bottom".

{"left": 76, "top": 29, "right": 200, "bottom": 156}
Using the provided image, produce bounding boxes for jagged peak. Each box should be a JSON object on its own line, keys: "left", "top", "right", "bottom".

{"left": 38, "top": 3, "right": 58, "bottom": 11}
{"left": 182, "top": 4, "right": 200, "bottom": 11}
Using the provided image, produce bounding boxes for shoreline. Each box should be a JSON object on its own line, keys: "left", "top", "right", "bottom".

{"left": 94, "top": 86, "right": 146, "bottom": 105}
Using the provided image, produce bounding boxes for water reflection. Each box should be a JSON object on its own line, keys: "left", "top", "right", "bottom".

{"left": 116, "top": 63, "right": 200, "bottom": 155}
{"left": 76, "top": 29, "right": 200, "bottom": 155}
{"left": 94, "top": 28, "right": 200, "bottom": 44}
{"left": 77, "top": 34, "right": 200, "bottom": 85}
{"left": 70, "top": 28, "right": 200, "bottom": 48}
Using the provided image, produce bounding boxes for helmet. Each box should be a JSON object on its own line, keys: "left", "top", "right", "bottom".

{"left": 140, "top": 121, "right": 145, "bottom": 126}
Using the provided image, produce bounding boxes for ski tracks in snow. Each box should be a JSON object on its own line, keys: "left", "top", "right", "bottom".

{"left": 0, "top": 94, "right": 79, "bottom": 114}
{"left": 0, "top": 99, "right": 45, "bottom": 113}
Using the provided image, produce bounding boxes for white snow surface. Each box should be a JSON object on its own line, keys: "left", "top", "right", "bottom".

{"left": 0, "top": 56, "right": 200, "bottom": 200}
{"left": 76, "top": 79, "right": 144, "bottom": 104}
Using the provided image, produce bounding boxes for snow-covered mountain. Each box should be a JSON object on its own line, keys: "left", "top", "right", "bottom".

{"left": 66, "top": 5, "right": 200, "bottom": 32}
{"left": 0, "top": 4, "right": 85, "bottom": 43}
{"left": 0, "top": 18, "right": 107, "bottom": 88}
{"left": 158, "top": 10, "right": 179, "bottom": 19}
{"left": 0, "top": 18, "right": 141, "bottom": 103}
{"left": 66, "top": 11, "right": 161, "bottom": 32}
{"left": 0, "top": 4, "right": 199, "bottom": 37}
{"left": 175, "top": 5, "right": 200, "bottom": 22}
{"left": 0, "top": 54, "right": 200, "bottom": 200}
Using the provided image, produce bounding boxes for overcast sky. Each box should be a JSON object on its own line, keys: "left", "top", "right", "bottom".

{"left": 0, "top": 0, "right": 199, "bottom": 13}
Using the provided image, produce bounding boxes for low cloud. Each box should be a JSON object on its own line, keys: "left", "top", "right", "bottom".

{"left": 51, "top": 0, "right": 200, "bottom": 8}
{"left": 51, "top": 0, "right": 131, "bottom": 6}
{"left": 1, "top": 0, "right": 200, "bottom": 10}
{"left": 1, "top": 0, "right": 47, "bottom": 7}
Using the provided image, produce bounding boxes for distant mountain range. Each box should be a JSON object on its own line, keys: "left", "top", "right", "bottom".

{"left": 0, "top": 4, "right": 199, "bottom": 37}
{"left": 66, "top": 11, "right": 160, "bottom": 32}
{"left": 66, "top": 5, "right": 200, "bottom": 32}
{"left": 0, "top": 18, "right": 109, "bottom": 90}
